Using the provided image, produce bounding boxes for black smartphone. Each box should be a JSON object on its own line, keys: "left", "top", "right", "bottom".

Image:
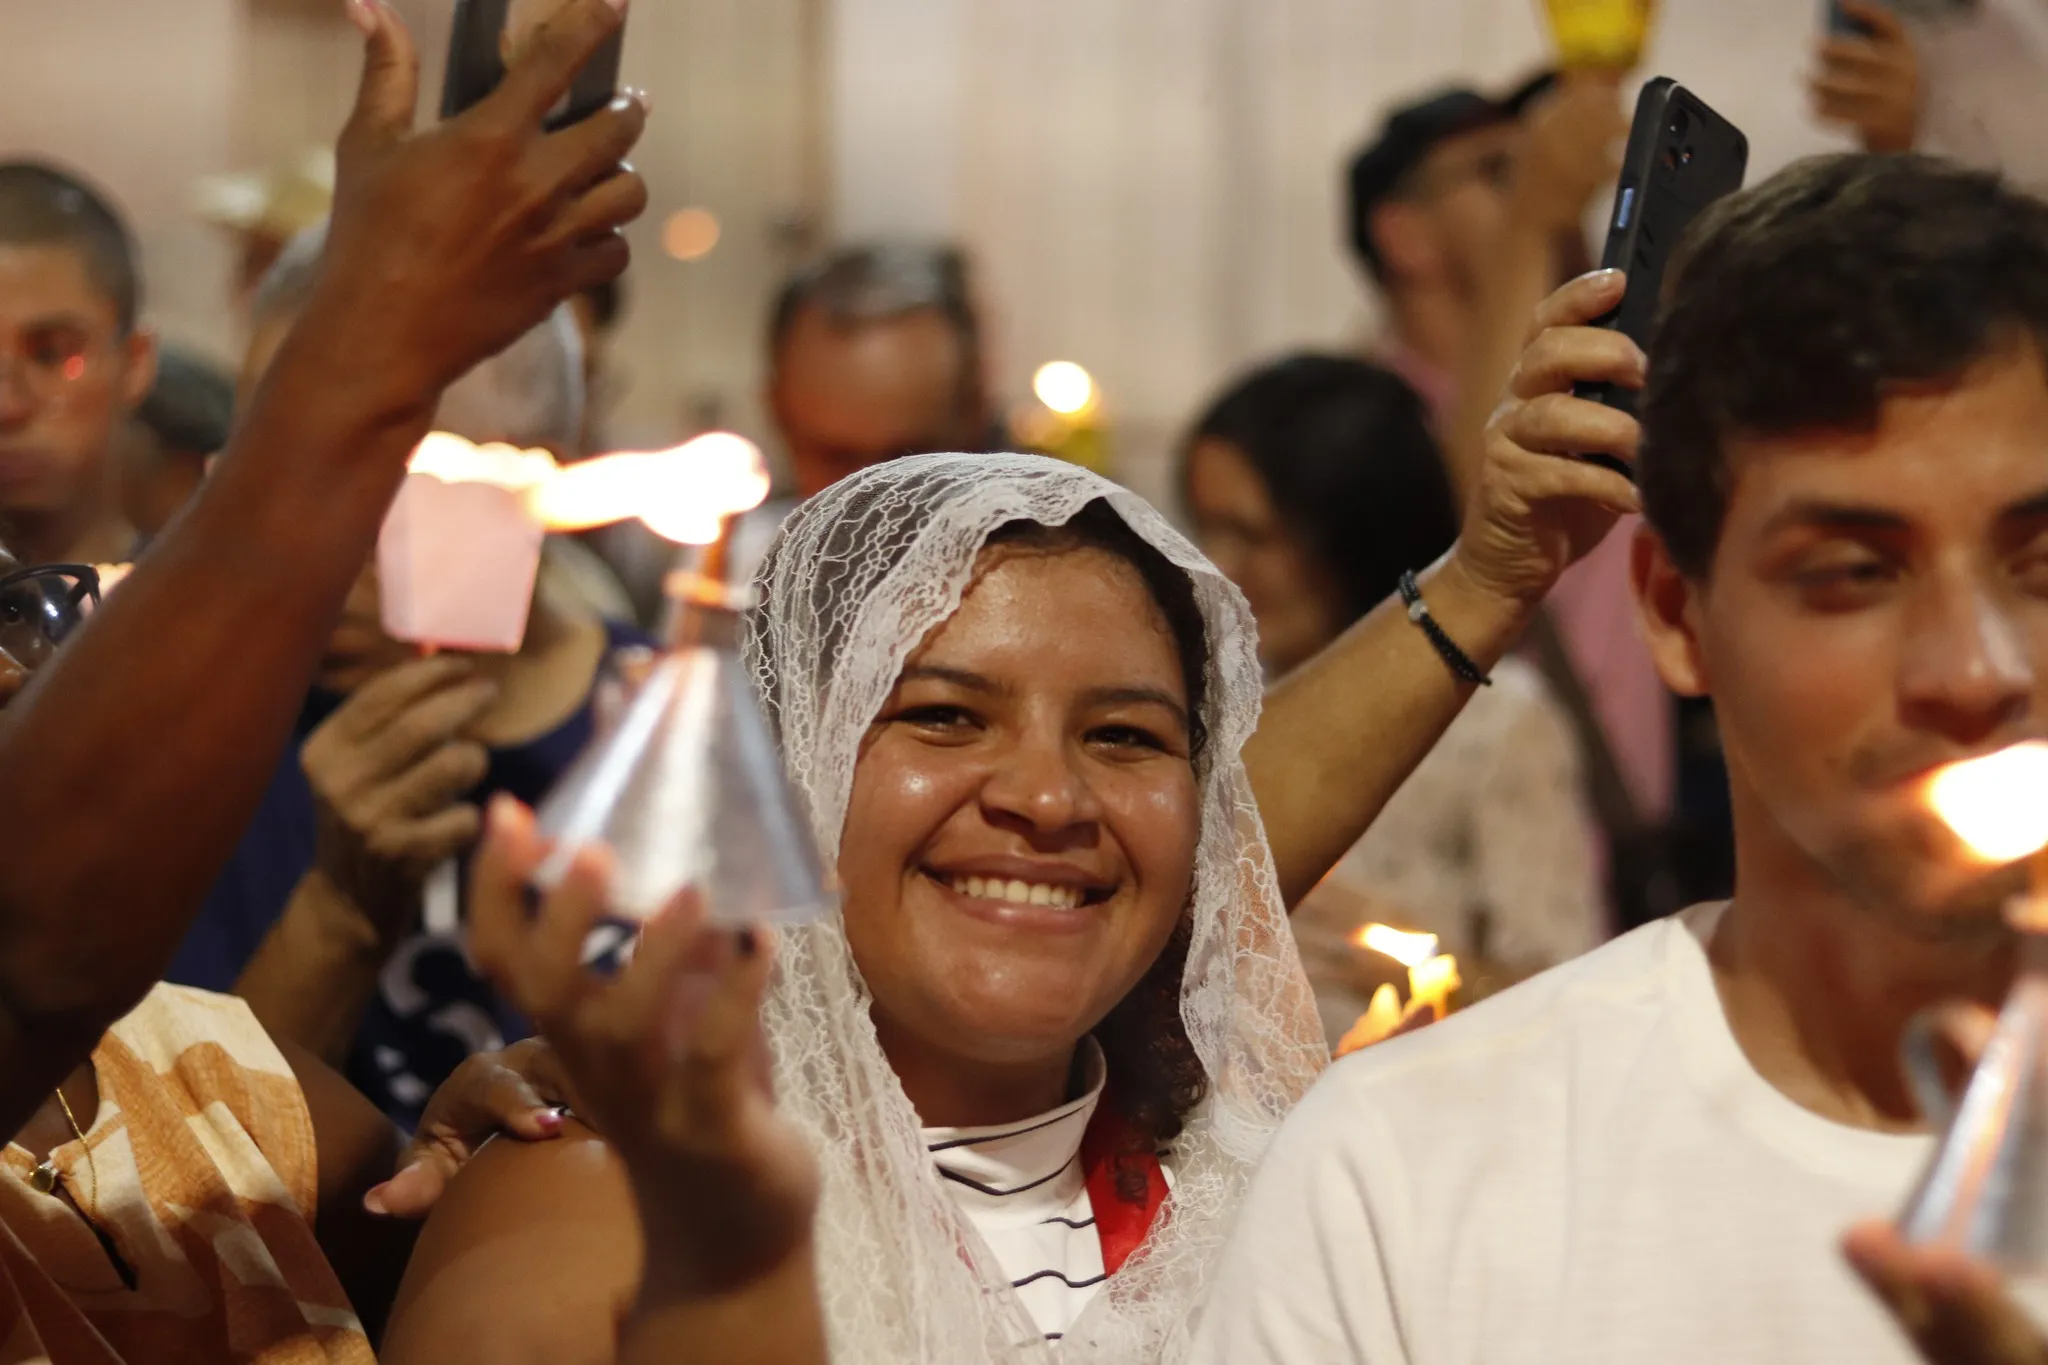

{"left": 1825, "top": 0, "right": 1878, "bottom": 35}
{"left": 1574, "top": 78, "right": 1748, "bottom": 477}
{"left": 441, "top": 0, "right": 626, "bottom": 129}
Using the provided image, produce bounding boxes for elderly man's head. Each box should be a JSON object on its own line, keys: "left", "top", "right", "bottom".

{"left": 242, "top": 225, "right": 588, "bottom": 690}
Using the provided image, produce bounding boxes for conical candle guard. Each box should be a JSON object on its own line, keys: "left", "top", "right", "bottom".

{"left": 1898, "top": 914, "right": 2048, "bottom": 1328}
{"left": 531, "top": 540, "right": 836, "bottom": 928}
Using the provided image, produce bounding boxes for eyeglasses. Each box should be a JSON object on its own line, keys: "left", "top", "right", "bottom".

{"left": 0, "top": 563, "right": 99, "bottom": 674}
{"left": 0, "top": 331, "right": 105, "bottom": 402}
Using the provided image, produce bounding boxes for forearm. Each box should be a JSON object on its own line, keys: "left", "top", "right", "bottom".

{"left": 1247, "top": 554, "right": 1535, "bottom": 908}
{"left": 623, "top": 1241, "right": 827, "bottom": 1365}
{"left": 237, "top": 872, "right": 399, "bottom": 1062}
{"left": 1443, "top": 220, "right": 1560, "bottom": 501}
{"left": 0, "top": 300, "right": 433, "bottom": 1132}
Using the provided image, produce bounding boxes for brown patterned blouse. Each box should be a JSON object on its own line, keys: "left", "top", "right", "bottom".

{"left": 0, "top": 984, "right": 373, "bottom": 1364}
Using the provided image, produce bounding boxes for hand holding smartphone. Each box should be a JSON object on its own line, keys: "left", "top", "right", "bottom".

{"left": 443, "top": 0, "right": 626, "bottom": 128}
{"left": 1572, "top": 78, "right": 1748, "bottom": 477}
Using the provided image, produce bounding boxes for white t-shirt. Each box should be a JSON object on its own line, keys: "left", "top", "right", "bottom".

{"left": 924, "top": 1040, "right": 1110, "bottom": 1342}
{"left": 1190, "top": 905, "right": 1934, "bottom": 1365}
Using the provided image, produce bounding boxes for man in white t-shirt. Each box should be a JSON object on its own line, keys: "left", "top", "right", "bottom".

{"left": 1192, "top": 153, "right": 2048, "bottom": 1365}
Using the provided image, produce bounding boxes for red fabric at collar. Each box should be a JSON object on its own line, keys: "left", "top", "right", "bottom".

{"left": 1079, "top": 1098, "right": 1168, "bottom": 1275}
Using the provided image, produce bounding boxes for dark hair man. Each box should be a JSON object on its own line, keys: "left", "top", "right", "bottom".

{"left": 0, "top": 162, "right": 157, "bottom": 566}
{"left": 1194, "top": 153, "right": 2048, "bottom": 1364}
{"left": 765, "top": 242, "right": 992, "bottom": 499}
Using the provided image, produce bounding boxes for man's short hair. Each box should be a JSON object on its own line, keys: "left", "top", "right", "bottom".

{"left": 0, "top": 161, "right": 142, "bottom": 333}
{"left": 768, "top": 242, "right": 981, "bottom": 372}
{"left": 1345, "top": 87, "right": 1512, "bottom": 283}
{"left": 1640, "top": 154, "right": 2048, "bottom": 578}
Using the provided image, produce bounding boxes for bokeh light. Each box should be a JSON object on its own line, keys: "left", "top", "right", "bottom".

{"left": 663, "top": 208, "right": 722, "bottom": 262}
{"left": 1033, "top": 361, "right": 1098, "bottom": 417}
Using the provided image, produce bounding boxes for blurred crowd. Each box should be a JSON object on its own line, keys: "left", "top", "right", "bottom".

{"left": 7, "top": 0, "right": 2048, "bottom": 1362}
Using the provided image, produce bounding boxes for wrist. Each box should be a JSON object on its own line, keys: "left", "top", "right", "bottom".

{"left": 1423, "top": 551, "right": 1542, "bottom": 671}
{"left": 299, "top": 866, "right": 414, "bottom": 957}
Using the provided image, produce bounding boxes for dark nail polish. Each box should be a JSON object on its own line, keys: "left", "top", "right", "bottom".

{"left": 736, "top": 928, "right": 759, "bottom": 959}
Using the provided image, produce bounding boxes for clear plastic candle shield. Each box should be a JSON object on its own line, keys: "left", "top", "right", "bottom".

{"left": 1898, "top": 931, "right": 2048, "bottom": 1328}
{"left": 531, "top": 634, "right": 836, "bottom": 928}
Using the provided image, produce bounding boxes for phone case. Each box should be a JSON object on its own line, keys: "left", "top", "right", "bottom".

{"left": 1574, "top": 78, "right": 1747, "bottom": 475}
{"left": 441, "top": 0, "right": 624, "bottom": 129}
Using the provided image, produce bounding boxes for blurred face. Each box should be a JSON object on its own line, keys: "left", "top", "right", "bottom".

{"left": 769, "top": 305, "right": 985, "bottom": 498}
{"left": 837, "top": 543, "right": 1201, "bottom": 1080}
{"left": 1638, "top": 345, "right": 2048, "bottom": 940}
{"left": 1185, "top": 436, "right": 1347, "bottom": 675}
{"left": 0, "top": 243, "right": 154, "bottom": 522}
{"left": 1374, "top": 124, "right": 1519, "bottom": 297}
{"left": 241, "top": 308, "right": 410, "bottom": 692}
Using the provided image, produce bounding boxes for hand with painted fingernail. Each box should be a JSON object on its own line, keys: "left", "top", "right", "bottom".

{"left": 465, "top": 796, "right": 819, "bottom": 1298}
{"left": 362, "top": 1036, "right": 573, "bottom": 1217}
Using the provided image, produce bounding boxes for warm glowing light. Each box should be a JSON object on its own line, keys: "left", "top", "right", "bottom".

{"left": 1409, "top": 954, "right": 1462, "bottom": 1021}
{"left": 663, "top": 208, "right": 722, "bottom": 262}
{"left": 531, "top": 432, "right": 770, "bottom": 545}
{"left": 406, "top": 432, "right": 560, "bottom": 490}
{"left": 1033, "top": 361, "right": 1098, "bottom": 417}
{"left": 1927, "top": 743, "right": 2048, "bottom": 863}
{"left": 1336, "top": 984, "right": 1403, "bottom": 1058}
{"left": 1353, "top": 923, "right": 1441, "bottom": 968}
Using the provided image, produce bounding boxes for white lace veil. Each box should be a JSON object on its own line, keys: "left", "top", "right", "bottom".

{"left": 742, "top": 453, "right": 1328, "bottom": 1362}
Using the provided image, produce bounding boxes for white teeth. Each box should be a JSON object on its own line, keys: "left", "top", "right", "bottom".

{"left": 945, "top": 876, "right": 1086, "bottom": 910}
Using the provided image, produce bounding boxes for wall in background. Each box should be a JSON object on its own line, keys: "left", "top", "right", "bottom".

{"left": 1, "top": 0, "right": 1849, "bottom": 501}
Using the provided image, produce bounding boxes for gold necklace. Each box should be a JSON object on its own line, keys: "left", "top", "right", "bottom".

{"left": 29, "top": 1084, "right": 95, "bottom": 1218}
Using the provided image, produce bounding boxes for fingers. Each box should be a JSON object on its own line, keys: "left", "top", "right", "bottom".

{"left": 537, "top": 96, "right": 650, "bottom": 200}
{"left": 321, "top": 656, "right": 480, "bottom": 740}
{"left": 1509, "top": 326, "right": 1646, "bottom": 401}
{"left": 467, "top": 795, "right": 547, "bottom": 975}
{"left": 351, "top": 676, "right": 497, "bottom": 771}
{"left": 363, "top": 1159, "right": 444, "bottom": 1218}
{"left": 337, "top": 0, "right": 421, "bottom": 172}
{"left": 666, "top": 926, "right": 777, "bottom": 1116}
{"left": 382, "top": 740, "right": 491, "bottom": 818}
{"left": 505, "top": 846, "right": 613, "bottom": 1024}
{"left": 545, "top": 164, "right": 651, "bottom": 249}
{"left": 1843, "top": 1223, "right": 2048, "bottom": 1365}
{"left": 1525, "top": 270, "right": 1627, "bottom": 342}
{"left": 487, "top": 0, "right": 629, "bottom": 130}
{"left": 1498, "top": 390, "right": 1641, "bottom": 471}
{"left": 1490, "top": 438, "right": 1642, "bottom": 518}
{"left": 373, "top": 801, "right": 485, "bottom": 867}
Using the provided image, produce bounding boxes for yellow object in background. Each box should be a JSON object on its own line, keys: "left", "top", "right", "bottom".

{"left": 1540, "top": 0, "right": 1655, "bottom": 70}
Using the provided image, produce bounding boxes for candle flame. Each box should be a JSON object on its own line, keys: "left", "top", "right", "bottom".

{"left": 1336, "top": 984, "right": 1404, "bottom": 1058}
{"left": 407, "top": 432, "right": 560, "bottom": 490}
{"left": 529, "top": 432, "right": 770, "bottom": 545}
{"left": 1353, "top": 922, "right": 1441, "bottom": 967}
{"left": 1926, "top": 742, "right": 2048, "bottom": 863}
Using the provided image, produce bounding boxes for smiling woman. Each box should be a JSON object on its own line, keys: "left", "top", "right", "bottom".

{"left": 381, "top": 454, "right": 1328, "bottom": 1365}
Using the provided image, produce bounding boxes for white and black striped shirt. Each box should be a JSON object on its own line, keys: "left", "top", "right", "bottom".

{"left": 924, "top": 1041, "right": 1110, "bottom": 1342}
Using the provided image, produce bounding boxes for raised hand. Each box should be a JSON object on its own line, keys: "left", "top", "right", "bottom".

{"left": 296, "top": 0, "right": 651, "bottom": 421}
{"left": 466, "top": 797, "right": 820, "bottom": 1296}
{"left": 1811, "top": 0, "right": 1922, "bottom": 155}
{"left": 1443, "top": 268, "right": 1644, "bottom": 611}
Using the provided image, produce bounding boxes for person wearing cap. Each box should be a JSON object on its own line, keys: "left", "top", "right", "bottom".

{"left": 191, "top": 149, "right": 336, "bottom": 318}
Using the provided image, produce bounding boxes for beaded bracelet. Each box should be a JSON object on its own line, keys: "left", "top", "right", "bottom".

{"left": 1398, "top": 570, "right": 1492, "bottom": 688}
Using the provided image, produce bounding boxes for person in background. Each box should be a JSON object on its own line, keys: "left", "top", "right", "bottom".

{"left": 1191, "top": 153, "right": 2048, "bottom": 1365}
{"left": 168, "top": 228, "right": 650, "bottom": 1128}
{"left": 766, "top": 242, "right": 994, "bottom": 500}
{"left": 1182, "top": 354, "right": 1601, "bottom": 1042}
{"left": 115, "top": 345, "right": 233, "bottom": 539}
{"left": 0, "top": 161, "right": 156, "bottom": 567}
{"left": 190, "top": 149, "right": 336, "bottom": 320}
{"left": 1811, "top": 0, "right": 2048, "bottom": 195}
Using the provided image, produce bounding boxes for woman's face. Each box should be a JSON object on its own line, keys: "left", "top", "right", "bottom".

{"left": 837, "top": 542, "right": 1201, "bottom": 1077}
{"left": 1184, "top": 436, "right": 1347, "bottom": 676}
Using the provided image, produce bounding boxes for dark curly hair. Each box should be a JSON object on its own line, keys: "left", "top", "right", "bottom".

{"left": 984, "top": 500, "right": 1211, "bottom": 1180}
{"left": 1642, "top": 153, "right": 2048, "bottom": 578}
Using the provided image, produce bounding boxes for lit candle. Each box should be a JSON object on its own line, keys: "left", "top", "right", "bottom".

{"left": 1336, "top": 984, "right": 1404, "bottom": 1058}
{"left": 1926, "top": 742, "right": 2048, "bottom": 928}
{"left": 1408, "top": 954, "right": 1463, "bottom": 1021}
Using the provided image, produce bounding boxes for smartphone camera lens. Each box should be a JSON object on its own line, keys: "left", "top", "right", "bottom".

{"left": 1681, "top": 146, "right": 1695, "bottom": 165}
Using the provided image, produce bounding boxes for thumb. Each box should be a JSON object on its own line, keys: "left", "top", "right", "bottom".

{"left": 338, "top": 0, "right": 421, "bottom": 171}
{"left": 364, "top": 1157, "right": 447, "bottom": 1219}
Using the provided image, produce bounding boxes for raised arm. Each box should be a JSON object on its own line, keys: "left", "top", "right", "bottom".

{"left": 0, "top": 0, "right": 647, "bottom": 1138}
{"left": 1248, "top": 270, "right": 1645, "bottom": 907}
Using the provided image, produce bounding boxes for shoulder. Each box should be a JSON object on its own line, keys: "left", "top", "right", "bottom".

{"left": 381, "top": 1121, "right": 641, "bottom": 1365}
{"left": 1288, "top": 916, "right": 1695, "bottom": 1152}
